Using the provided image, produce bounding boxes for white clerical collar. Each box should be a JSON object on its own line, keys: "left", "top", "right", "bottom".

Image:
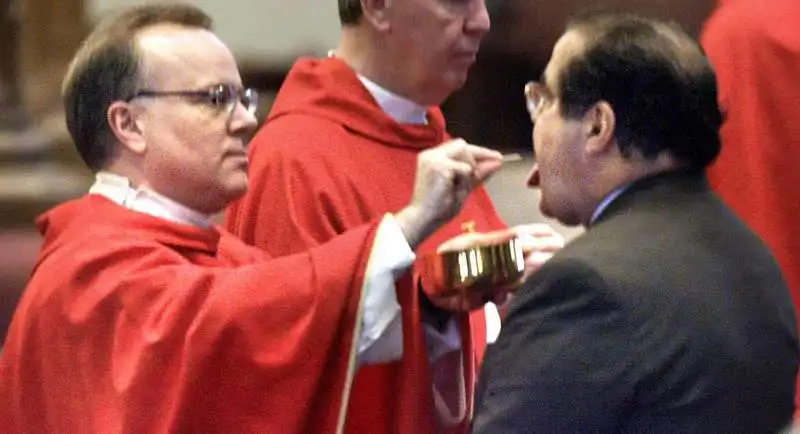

{"left": 357, "top": 74, "right": 428, "bottom": 125}
{"left": 327, "top": 48, "right": 427, "bottom": 124}
{"left": 89, "top": 171, "right": 212, "bottom": 228}
{"left": 590, "top": 183, "right": 631, "bottom": 224}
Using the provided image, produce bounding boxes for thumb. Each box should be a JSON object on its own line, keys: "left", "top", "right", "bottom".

{"left": 474, "top": 159, "right": 503, "bottom": 183}
{"left": 464, "top": 144, "right": 503, "bottom": 162}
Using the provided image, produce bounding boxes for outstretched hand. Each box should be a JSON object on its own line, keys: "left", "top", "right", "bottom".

{"left": 395, "top": 139, "right": 503, "bottom": 249}
{"left": 513, "top": 224, "right": 565, "bottom": 281}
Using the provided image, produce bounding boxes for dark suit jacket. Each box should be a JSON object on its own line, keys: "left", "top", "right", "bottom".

{"left": 472, "top": 169, "right": 799, "bottom": 433}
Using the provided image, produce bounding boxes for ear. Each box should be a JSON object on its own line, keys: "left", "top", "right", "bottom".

{"left": 107, "top": 101, "right": 146, "bottom": 155}
{"left": 360, "top": 0, "right": 393, "bottom": 31}
{"left": 582, "top": 101, "right": 616, "bottom": 156}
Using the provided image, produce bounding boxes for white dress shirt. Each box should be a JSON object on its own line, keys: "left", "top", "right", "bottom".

{"left": 590, "top": 183, "right": 631, "bottom": 224}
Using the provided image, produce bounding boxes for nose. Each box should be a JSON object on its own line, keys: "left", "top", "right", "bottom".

{"left": 228, "top": 102, "right": 259, "bottom": 136}
{"left": 465, "top": 0, "right": 491, "bottom": 36}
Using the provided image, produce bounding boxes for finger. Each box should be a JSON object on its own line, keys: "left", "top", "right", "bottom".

{"left": 525, "top": 251, "right": 554, "bottom": 268}
{"left": 463, "top": 143, "right": 504, "bottom": 162}
{"left": 431, "top": 159, "right": 473, "bottom": 194}
{"left": 436, "top": 232, "right": 479, "bottom": 253}
{"left": 440, "top": 142, "right": 504, "bottom": 178}
{"left": 439, "top": 138, "right": 469, "bottom": 149}
{"left": 439, "top": 138, "right": 477, "bottom": 167}
{"left": 521, "top": 244, "right": 563, "bottom": 259}
{"left": 451, "top": 162, "right": 477, "bottom": 192}
{"left": 537, "top": 240, "right": 565, "bottom": 252}
{"left": 473, "top": 159, "right": 503, "bottom": 183}
{"left": 513, "top": 224, "right": 562, "bottom": 238}
{"left": 516, "top": 226, "right": 565, "bottom": 253}
{"left": 453, "top": 148, "right": 477, "bottom": 171}
{"left": 519, "top": 235, "right": 565, "bottom": 251}
{"left": 437, "top": 143, "right": 503, "bottom": 186}
{"left": 451, "top": 160, "right": 475, "bottom": 179}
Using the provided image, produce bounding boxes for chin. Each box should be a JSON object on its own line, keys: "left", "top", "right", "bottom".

{"left": 225, "top": 180, "right": 249, "bottom": 203}
{"left": 209, "top": 177, "right": 247, "bottom": 211}
{"left": 448, "top": 71, "right": 470, "bottom": 90}
{"left": 540, "top": 201, "right": 582, "bottom": 227}
{"left": 227, "top": 171, "right": 249, "bottom": 192}
{"left": 439, "top": 67, "right": 469, "bottom": 90}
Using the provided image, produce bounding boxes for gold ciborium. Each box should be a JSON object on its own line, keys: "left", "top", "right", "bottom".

{"left": 420, "top": 222, "right": 525, "bottom": 297}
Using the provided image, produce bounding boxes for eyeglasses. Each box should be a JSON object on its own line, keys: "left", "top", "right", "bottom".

{"left": 524, "top": 81, "right": 553, "bottom": 121}
{"left": 127, "top": 84, "right": 259, "bottom": 116}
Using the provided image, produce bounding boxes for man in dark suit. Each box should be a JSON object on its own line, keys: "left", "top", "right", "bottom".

{"left": 472, "top": 11, "right": 799, "bottom": 433}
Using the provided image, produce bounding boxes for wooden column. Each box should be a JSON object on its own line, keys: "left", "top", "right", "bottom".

{"left": 0, "top": 0, "right": 92, "bottom": 230}
{"left": 18, "top": 0, "right": 88, "bottom": 117}
{"left": 0, "top": 0, "right": 23, "bottom": 125}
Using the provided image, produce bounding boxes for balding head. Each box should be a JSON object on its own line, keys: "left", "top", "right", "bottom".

{"left": 62, "top": 3, "right": 213, "bottom": 171}
{"left": 552, "top": 11, "right": 723, "bottom": 168}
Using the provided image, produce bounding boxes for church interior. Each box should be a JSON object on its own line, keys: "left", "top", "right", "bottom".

{"left": 0, "top": 0, "right": 717, "bottom": 342}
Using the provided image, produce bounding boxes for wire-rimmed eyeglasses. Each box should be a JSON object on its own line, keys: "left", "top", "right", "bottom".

{"left": 126, "top": 84, "right": 259, "bottom": 116}
{"left": 524, "top": 81, "right": 552, "bottom": 121}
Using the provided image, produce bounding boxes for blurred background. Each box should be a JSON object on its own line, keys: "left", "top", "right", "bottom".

{"left": 0, "top": 0, "right": 716, "bottom": 342}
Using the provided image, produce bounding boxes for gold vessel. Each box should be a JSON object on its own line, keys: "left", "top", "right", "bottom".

{"left": 420, "top": 224, "right": 526, "bottom": 296}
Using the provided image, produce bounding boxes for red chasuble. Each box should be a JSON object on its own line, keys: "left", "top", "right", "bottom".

{"left": 702, "top": 0, "right": 800, "bottom": 413}
{"left": 226, "top": 57, "right": 507, "bottom": 433}
{"left": 702, "top": 0, "right": 800, "bottom": 303}
{"left": 0, "top": 195, "right": 382, "bottom": 433}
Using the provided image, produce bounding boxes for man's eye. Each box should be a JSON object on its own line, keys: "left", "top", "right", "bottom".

{"left": 208, "top": 85, "right": 236, "bottom": 107}
{"left": 208, "top": 90, "right": 225, "bottom": 106}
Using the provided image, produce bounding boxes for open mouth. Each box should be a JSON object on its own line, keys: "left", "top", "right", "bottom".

{"left": 527, "top": 164, "right": 541, "bottom": 187}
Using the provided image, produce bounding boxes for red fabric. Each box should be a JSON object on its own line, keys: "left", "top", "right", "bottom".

{"left": 0, "top": 195, "right": 380, "bottom": 433}
{"left": 226, "top": 57, "right": 507, "bottom": 433}
{"left": 701, "top": 0, "right": 800, "bottom": 414}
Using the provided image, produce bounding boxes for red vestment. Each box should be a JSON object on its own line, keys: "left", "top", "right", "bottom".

{"left": 701, "top": 0, "right": 800, "bottom": 414}
{"left": 0, "top": 195, "right": 382, "bottom": 433}
{"left": 226, "top": 57, "right": 507, "bottom": 433}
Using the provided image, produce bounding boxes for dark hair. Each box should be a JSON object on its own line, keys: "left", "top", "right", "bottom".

{"left": 61, "top": 3, "right": 213, "bottom": 171}
{"left": 556, "top": 11, "right": 722, "bottom": 168}
{"left": 339, "top": 0, "right": 363, "bottom": 26}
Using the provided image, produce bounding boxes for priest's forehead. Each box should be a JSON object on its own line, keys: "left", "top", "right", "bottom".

{"left": 135, "top": 24, "right": 243, "bottom": 90}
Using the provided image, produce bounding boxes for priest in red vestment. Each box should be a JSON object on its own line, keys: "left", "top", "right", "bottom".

{"left": 701, "top": 0, "right": 800, "bottom": 414}
{"left": 0, "top": 4, "right": 508, "bottom": 433}
{"left": 225, "top": 1, "right": 565, "bottom": 432}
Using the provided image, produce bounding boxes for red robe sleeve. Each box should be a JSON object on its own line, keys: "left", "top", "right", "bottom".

{"left": 0, "top": 220, "right": 382, "bottom": 434}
